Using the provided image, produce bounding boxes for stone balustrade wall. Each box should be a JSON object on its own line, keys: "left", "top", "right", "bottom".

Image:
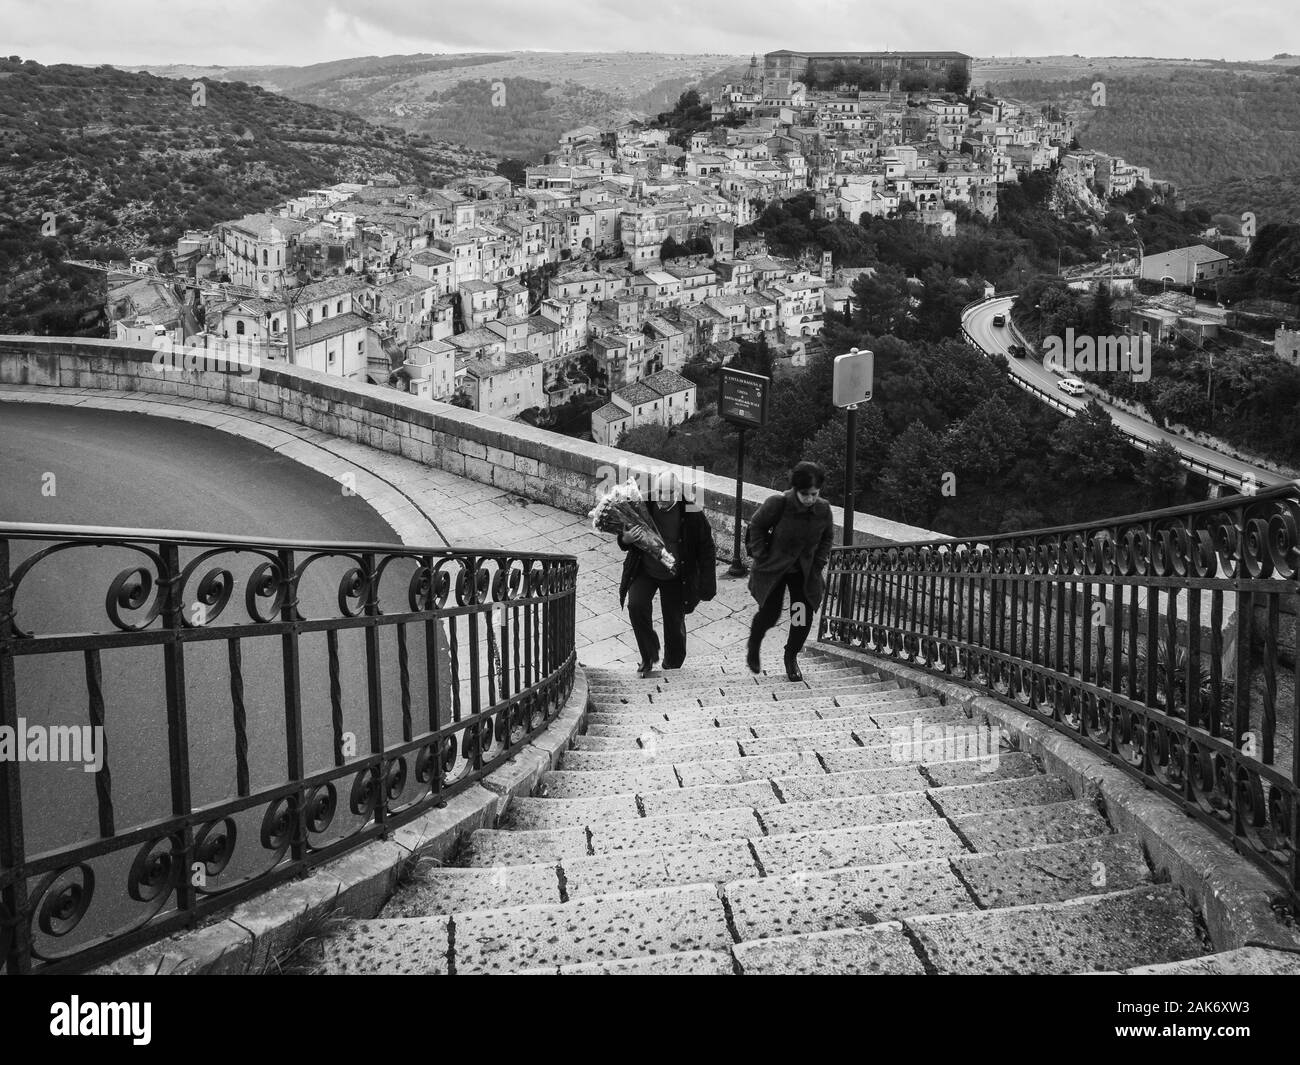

{"left": 0, "top": 337, "right": 942, "bottom": 553}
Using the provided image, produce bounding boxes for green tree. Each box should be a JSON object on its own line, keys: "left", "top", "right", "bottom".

{"left": 1049, "top": 399, "right": 1129, "bottom": 483}
{"left": 878, "top": 420, "right": 948, "bottom": 526}
{"left": 1137, "top": 439, "right": 1186, "bottom": 508}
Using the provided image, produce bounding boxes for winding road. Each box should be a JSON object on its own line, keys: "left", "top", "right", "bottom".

{"left": 962, "top": 296, "right": 1282, "bottom": 492}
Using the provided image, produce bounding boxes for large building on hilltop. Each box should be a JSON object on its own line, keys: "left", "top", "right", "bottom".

{"left": 764, "top": 49, "right": 970, "bottom": 86}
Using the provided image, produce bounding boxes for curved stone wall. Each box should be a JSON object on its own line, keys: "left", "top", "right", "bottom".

{"left": 0, "top": 336, "right": 941, "bottom": 551}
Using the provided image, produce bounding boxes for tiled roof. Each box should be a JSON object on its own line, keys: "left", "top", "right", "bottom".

{"left": 643, "top": 369, "right": 694, "bottom": 396}
{"left": 594, "top": 402, "right": 630, "bottom": 422}
{"left": 615, "top": 381, "right": 661, "bottom": 407}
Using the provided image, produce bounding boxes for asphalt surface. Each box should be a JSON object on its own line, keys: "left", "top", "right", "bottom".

{"left": 963, "top": 296, "right": 1280, "bottom": 491}
{"left": 1, "top": 403, "right": 426, "bottom": 875}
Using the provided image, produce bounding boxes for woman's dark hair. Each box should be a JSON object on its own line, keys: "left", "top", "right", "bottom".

{"left": 791, "top": 461, "right": 826, "bottom": 491}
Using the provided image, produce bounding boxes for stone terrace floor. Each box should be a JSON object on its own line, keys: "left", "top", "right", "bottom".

{"left": 0, "top": 384, "right": 757, "bottom": 670}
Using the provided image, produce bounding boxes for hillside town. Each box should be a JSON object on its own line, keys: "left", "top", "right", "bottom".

{"left": 101, "top": 48, "right": 1183, "bottom": 443}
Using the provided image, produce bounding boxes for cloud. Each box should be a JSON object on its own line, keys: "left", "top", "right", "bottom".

{"left": 2, "top": 0, "right": 1296, "bottom": 66}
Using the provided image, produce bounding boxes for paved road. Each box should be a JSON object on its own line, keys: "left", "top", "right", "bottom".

{"left": 962, "top": 297, "right": 1282, "bottom": 491}
{"left": 1, "top": 403, "right": 401, "bottom": 857}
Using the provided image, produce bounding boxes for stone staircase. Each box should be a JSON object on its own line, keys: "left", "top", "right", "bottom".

{"left": 315, "top": 646, "right": 1217, "bottom": 975}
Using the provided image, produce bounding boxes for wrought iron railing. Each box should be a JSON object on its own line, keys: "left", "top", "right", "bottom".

{"left": 819, "top": 485, "right": 1300, "bottom": 897}
{"left": 0, "top": 523, "right": 577, "bottom": 974}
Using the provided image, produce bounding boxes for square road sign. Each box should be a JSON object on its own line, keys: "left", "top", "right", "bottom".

{"left": 832, "top": 348, "right": 874, "bottom": 407}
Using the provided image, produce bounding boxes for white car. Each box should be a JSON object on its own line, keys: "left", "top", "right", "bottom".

{"left": 1058, "top": 378, "right": 1086, "bottom": 396}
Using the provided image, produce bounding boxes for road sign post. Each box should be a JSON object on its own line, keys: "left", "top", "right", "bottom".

{"left": 718, "top": 367, "right": 770, "bottom": 577}
{"left": 833, "top": 348, "right": 873, "bottom": 547}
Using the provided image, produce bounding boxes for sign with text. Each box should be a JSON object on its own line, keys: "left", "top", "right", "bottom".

{"left": 719, "top": 367, "right": 770, "bottom": 428}
{"left": 833, "top": 348, "right": 874, "bottom": 407}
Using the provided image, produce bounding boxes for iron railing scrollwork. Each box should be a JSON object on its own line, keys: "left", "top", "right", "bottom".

{"left": 819, "top": 485, "right": 1300, "bottom": 898}
{"left": 0, "top": 523, "right": 577, "bottom": 974}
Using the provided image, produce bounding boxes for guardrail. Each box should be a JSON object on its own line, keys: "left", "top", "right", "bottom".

{"left": 0, "top": 523, "right": 577, "bottom": 973}
{"left": 819, "top": 484, "right": 1300, "bottom": 897}
{"left": 960, "top": 297, "right": 1271, "bottom": 494}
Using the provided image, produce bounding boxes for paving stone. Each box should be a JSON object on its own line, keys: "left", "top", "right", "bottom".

{"left": 866, "top": 704, "right": 979, "bottom": 730}
{"left": 524, "top": 949, "right": 736, "bottom": 975}
{"left": 564, "top": 740, "right": 742, "bottom": 767}
{"left": 676, "top": 750, "right": 827, "bottom": 787}
{"left": 907, "top": 885, "right": 1206, "bottom": 975}
{"left": 758, "top": 791, "right": 936, "bottom": 836}
{"left": 452, "top": 884, "right": 733, "bottom": 974}
{"left": 1123, "top": 946, "right": 1300, "bottom": 975}
{"left": 922, "top": 751, "right": 1040, "bottom": 787}
{"left": 727, "top": 858, "right": 976, "bottom": 939}
{"left": 733, "top": 923, "right": 926, "bottom": 975}
{"left": 954, "top": 834, "right": 1152, "bottom": 908}
{"left": 382, "top": 864, "right": 561, "bottom": 918}
{"left": 772, "top": 766, "right": 929, "bottom": 802}
{"left": 316, "top": 916, "right": 450, "bottom": 974}
{"left": 589, "top": 807, "right": 764, "bottom": 852}
{"left": 540, "top": 767, "right": 680, "bottom": 798}
{"left": 563, "top": 839, "right": 759, "bottom": 899}
{"left": 638, "top": 779, "right": 779, "bottom": 817}
{"left": 739, "top": 730, "right": 859, "bottom": 757}
{"left": 814, "top": 693, "right": 938, "bottom": 718}
{"left": 816, "top": 743, "right": 909, "bottom": 775}
{"left": 631, "top": 724, "right": 754, "bottom": 748}
{"left": 754, "top": 818, "right": 967, "bottom": 876}
{"left": 462, "top": 827, "right": 589, "bottom": 866}
{"left": 953, "top": 799, "right": 1112, "bottom": 852}
{"left": 572, "top": 734, "right": 641, "bottom": 751}
{"left": 927, "top": 775, "right": 1075, "bottom": 818}
{"left": 501, "top": 794, "right": 641, "bottom": 829}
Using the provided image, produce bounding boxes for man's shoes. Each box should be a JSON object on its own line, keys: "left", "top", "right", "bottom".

{"left": 746, "top": 641, "right": 761, "bottom": 674}
{"left": 637, "top": 657, "right": 659, "bottom": 677}
{"left": 784, "top": 651, "right": 803, "bottom": 682}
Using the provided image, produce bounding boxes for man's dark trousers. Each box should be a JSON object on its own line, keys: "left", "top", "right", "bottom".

{"left": 626, "top": 574, "right": 687, "bottom": 668}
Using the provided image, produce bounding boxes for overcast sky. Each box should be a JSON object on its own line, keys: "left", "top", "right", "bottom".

{"left": 3, "top": 0, "right": 1296, "bottom": 67}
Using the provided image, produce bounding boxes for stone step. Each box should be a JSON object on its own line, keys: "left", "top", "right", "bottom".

{"left": 452, "top": 884, "right": 734, "bottom": 974}
{"left": 562, "top": 838, "right": 760, "bottom": 899}
{"left": 951, "top": 799, "right": 1112, "bottom": 852}
{"left": 537, "top": 767, "right": 678, "bottom": 799}
{"left": 727, "top": 857, "right": 977, "bottom": 942}
{"left": 638, "top": 680, "right": 904, "bottom": 709}
{"left": 926, "top": 775, "right": 1075, "bottom": 818}
{"left": 587, "top": 666, "right": 871, "bottom": 696}
{"left": 576, "top": 724, "right": 754, "bottom": 749}
{"left": 581, "top": 693, "right": 936, "bottom": 737}
{"left": 773, "top": 765, "right": 932, "bottom": 802}
{"left": 461, "top": 827, "right": 590, "bottom": 866}
{"left": 590, "top": 663, "right": 873, "bottom": 696}
{"left": 752, "top": 817, "right": 968, "bottom": 876}
{"left": 501, "top": 793, "right": 643, "bottom": 828}
{"left": 588, "top": 807, "right": 765, "bottom": 853}
{"left": 952, "top": 833, "right": 1152, "bottom": 908}
{"left": 639, "top": 779, "right": 782, "bottom": 817}
{"left": 675, "top": 749, "right": 832, "bottom": 788}
{"left": 558, "top": 742, "right": 740, "bottom": 771}
{"left": 315, "top": 916, "right": 452, "bottom": 974}
{"left": 922, "top": 752, "right": 1040, "bottom": 787}
{"left": 382, "top": 863, "right": 562, "bottom": 918}
{"left": 756, "top": 790, "right": 938, "bottom": 835}
{"left": 582, "top": 650, "right": 842, "bottom": 676}
{"left": 519, "top": 949, "right": 736, "bottom": 976}
{"left": 733, "top": 921, "right": 927, "bottom": 975}
{"left": 906, "top": 884, "right": 1206, "bottom": 974}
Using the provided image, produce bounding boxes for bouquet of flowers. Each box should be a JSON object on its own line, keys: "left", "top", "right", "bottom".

{"left": 589, "top": 477, "right": 678, "bottom": 574}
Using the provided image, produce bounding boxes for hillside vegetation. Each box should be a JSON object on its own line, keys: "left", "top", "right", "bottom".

{"left": 0, "top": 57, "right": 496, "bottom": 335}
{"left": 990, "top": 69, "right": 1300, "bottom": 225}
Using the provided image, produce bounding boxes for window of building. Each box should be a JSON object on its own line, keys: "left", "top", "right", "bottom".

{"left": 337, "top": 300, "right": 344, "bottom": 314}
{"left": 262, "top": 249, "right": 268, "bottom": 266}
{"left": 236, "top": 321, "right": 245, "bottom": 335}
{"left": 329, "top": 350, "right": 336, "bottom": 364}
